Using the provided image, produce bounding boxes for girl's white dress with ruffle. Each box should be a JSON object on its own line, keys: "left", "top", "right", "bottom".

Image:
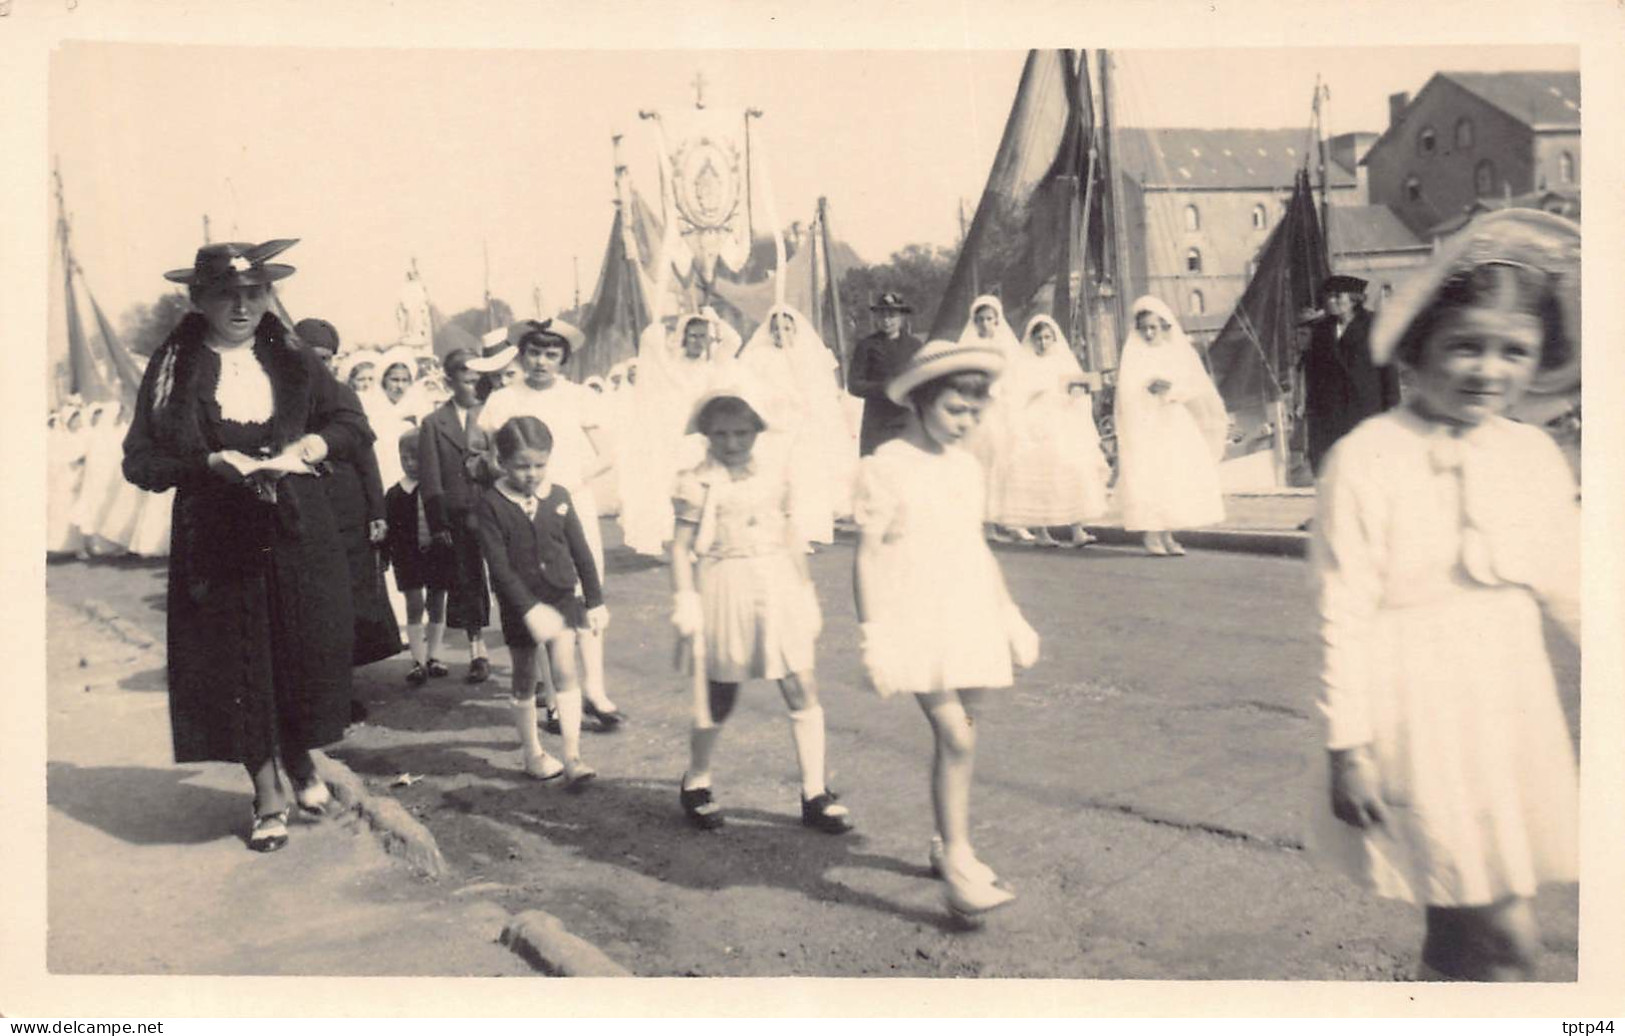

{"left": 855, "top": 439, "right": 1013, "bottom": 694}
{"left": 1308, "top": 407, "right": 1579, "bottom": 906}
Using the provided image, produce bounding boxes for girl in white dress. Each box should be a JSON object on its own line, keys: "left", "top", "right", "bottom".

{"left": 954, "top": 295, "right": 1024, "bottom": 542}
{"left": 619, "top": 312, "right": 727, "bottom": 557}
{"left": 736, "top": 304, "right": 852, "bottom": 547}
{"left": 670, "top": 373, "right": 853, "bottom": 836}
{"left": 1309, "top": 210, "right": 1581, "bottom": 982}
{"left": 1113, "top": 296, "right": 1227, "bottom": 556}
{"left": 995, "top": 315, "right": 1110, "bottom": 544}
{"left": 854, "top": 338, "right": 1041, "bottom": 920}
{"left": 47, "top": 404, "right": 88, "bottom": 557}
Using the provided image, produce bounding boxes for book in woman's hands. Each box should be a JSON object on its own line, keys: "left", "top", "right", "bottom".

{"left": 216, "top": 449, "right": 317, "bottom": 480}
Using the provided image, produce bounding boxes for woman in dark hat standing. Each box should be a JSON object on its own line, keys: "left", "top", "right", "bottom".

{"left": 847, "top": 292, "right": 923, "bottom": 457}
{"left": 123, "top": 240, "right": 371, "bottom": 853}
{"left": 1302, "top": 274, "right": 1400, "bottom": 474}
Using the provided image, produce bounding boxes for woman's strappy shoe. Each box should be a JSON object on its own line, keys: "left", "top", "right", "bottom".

{"left": 248, "top": 808, "right": 290, "bottom": 853}
{"left": 583, "top": 699, "right": 626, "bottom": 731}
{"left": 800, "top": 790, "right": 855, "bottom": 834}
{"left": 680, "top": 781, "right": 725, "bottom": 830}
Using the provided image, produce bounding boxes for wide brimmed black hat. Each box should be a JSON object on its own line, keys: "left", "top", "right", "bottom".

{"left": 164, "top": 239, "right": 299, "bottom": 288}
{"left": 1322, "top": 274, "right": 1368, "bottom": 295}
{"left": 869, "top": 291, "right": 913, "bottom": 313}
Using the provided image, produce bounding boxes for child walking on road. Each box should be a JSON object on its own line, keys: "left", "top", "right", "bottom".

{"left": 383, "top": 427, "right": 453, "bottom": 686}
{"left": 853, "top": 338, "right": 1041, "bottom": 920}
{"left": 671, "top": 374, "right": 854, "bottom": 836}
{"left": 1309, "top": 210, "right": 1581, "bottom": 981}
{"left": 476, "top": 416, "right": 607, "bottom": 789}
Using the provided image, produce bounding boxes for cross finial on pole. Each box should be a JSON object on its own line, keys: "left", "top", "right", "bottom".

{"left": 691, "top": 70, "right": 708, "bottom": 109}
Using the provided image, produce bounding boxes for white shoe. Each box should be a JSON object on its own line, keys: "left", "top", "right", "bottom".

{"left": 563, "top": 759, "right": 598, "bottom": 792}
{"left": 522, "top": 750, "right": 565, "bottom": 781}
{"left": 928, "top": 837, "right": 1002, "bottom": 886}
{"left": 942, "top": 849, "right": 1016, "bottom": 918}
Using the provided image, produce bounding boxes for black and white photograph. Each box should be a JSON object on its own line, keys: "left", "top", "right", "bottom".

{"left": 4, "top": 0, "right": 1624, "bottom": 1021}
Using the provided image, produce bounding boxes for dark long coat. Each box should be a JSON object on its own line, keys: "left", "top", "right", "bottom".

{"left": 417, "top": 400, "right": 493, "bottom": 631}
{"left": 123, "top": 313, "right": 368, "bottom": 765}
{"left": 847, "top": 329, "right": 923, "bottom": 456}
{"left": 1303, "top": 308, "right": 1400, "bottom": 474}
{"left": 322, "top": 382, "right": 402, "bottom": 667}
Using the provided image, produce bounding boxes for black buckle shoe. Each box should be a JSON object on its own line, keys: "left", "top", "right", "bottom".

{"left": 680, "top": 783, "right": 725, "bottom": 830}
{"left": 405, "top": 662, "right": 428, "bottom": 686}
{"left": 466, "top": 657, "right": 491, "bottom": 684}
{"left": 801, "top": 790, "right": 855, "bottom": 834}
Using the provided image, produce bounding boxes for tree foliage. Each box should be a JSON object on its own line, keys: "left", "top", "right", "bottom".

{"left": 118, "top": 291, "right": 192, "bottom": 357}
{"left": 837, "top": 242, "right": 959, "bottom": 341}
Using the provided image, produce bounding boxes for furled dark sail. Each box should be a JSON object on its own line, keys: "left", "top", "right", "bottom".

{"left": 929, "top": 49, "right": 1100, "bottom": 341}
{"left": 1207, "top": 169, "right": 1328, "bottom": 453}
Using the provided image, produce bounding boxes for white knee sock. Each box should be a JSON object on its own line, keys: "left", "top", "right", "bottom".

{"left": 426, "top": 621, "right": 446, "bottom": 661}
{"left": 579, "top": 628, "right": 613, "bottom": 709}
{"left": 510, "top": 697, "right": 545, "bottom": 758}
{"left": 406, "top": 624, "right": 427, "bottom": 665}
{"left": 556, "top": 686, "right": 584, "bottom": 764}
{"left": 788, "top": 705, "right": 828, "bottom": 799}
{"left": 469, "top": 632, "right": 487, "bottom": 661}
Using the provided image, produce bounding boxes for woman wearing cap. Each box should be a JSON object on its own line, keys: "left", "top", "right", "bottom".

{"left": 737, "top": 303, "right": 851, "bottom": 546}
{"left": 365, "top": 345, "right": 430, "bottom": 489}
{"left": 122, "top": 240, "right": 370, "bottom": 852}
{"left": 1112, "top": 296, "right": 1227, "bottom": 556}
{"left": 852, "top": 337, "right": 1041, "bottom": 920}
{"left": 1308, "top": 210, "right": 1580, "bottom": 981}
{"left": 848, "top": 292, "right": 923, "bottom": 458}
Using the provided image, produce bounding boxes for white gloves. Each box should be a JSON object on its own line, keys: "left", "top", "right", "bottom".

{"left": 671, "top": 591, "right": 703, "bottom": 638}
{"left": 522, "top": 603, "right": 566, "bottom": 644}
{"left": 587, "top": 605, "right": 610, "bottom": 634}
{"left": 859, "top": 622, "right": 902, "bottom": 698}
{"left": 1005, "top": 605, "right": 1041, "bottom": 669}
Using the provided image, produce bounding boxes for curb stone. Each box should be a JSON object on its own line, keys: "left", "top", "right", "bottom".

{"left": 313, "top": 750, "right": 449, "bottom": 878}
{"left": 501, "top": 910, "right": 633, "bottom": 977}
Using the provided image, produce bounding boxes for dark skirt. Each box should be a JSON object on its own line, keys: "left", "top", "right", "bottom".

{"left": 349, "top": 541, "right": 403, "bottom": 666}
{"left": 166, "top": 474, "right": 355, "bottom": 765}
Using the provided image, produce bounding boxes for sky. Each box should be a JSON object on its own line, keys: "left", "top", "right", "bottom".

{"left": 47, "top": 42, "right": 1575, "bottom": 354}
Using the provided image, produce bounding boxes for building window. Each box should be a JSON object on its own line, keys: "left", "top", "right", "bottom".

{"left": 1185, "top": 247, "right": 1203, "bottom": 274}
{"left": 1183, "top": 204, "right": 1200, "bottom": 232}
{"left": 1559, "top": 151, "right": 1575, "bottom": 184}
{"left": 1417, "top": 127, "right": 1437, "bottom": 156}
{"left": 1474, "top": 159, "right": 1497, "bottom": 197}
{"left": 1404, "top": 175, "right": 1422, "bottom": 203}
{"left": 1455, "top": 118, "right": 1474, "bottom": 149}
{"left": 1188, "top": 289, "right": 1205, "bottom": 315}
{"left": 1251, "top": 203, "right": 1268, "bottom": 230}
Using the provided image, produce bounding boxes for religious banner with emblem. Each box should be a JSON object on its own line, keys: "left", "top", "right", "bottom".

{"left": 645, "top": 72, "right": 753, "bottom": 285}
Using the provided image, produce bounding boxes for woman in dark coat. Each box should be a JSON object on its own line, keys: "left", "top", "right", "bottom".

{"left": 295, "top": 317, "right": 403, "bottom": 689}
{"left": 123, "top": 240, "right": 370, "bottom": 853}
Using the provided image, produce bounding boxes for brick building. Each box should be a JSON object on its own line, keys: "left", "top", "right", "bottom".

{"left": 1114, "top": 128, "right": 1364, "bottom": 347}
{"left": 1362, "top": 71, "right": 1581, "bottom": 239}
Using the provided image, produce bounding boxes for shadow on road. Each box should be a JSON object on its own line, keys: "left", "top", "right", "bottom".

{"left": 47, "top": 761, "right": 246, "bottom": 846}
{"left": 333, "top": 737, "right": 959, "bottom": 932}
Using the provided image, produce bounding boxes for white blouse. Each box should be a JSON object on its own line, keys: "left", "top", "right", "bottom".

{"left": 1310, "top": 407, "right": 1580, "bottom": 749}
{"left": 209, "top": 344, "right": 274, "bottom": 424}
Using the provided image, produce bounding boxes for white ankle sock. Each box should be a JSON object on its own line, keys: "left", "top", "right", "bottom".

{"left": 469, "top": 634, "right": 487, "bottom": 661}
{"left": 788, "top": 705, "right": 827, "bottom": 799}
{"left": 511, "top": 697, "right": 545, "bottom": 757}
{"left": 406, "top": 624, "right": 427, "bottom": 665}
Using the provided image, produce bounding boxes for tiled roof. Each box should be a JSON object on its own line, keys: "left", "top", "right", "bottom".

{"left": 1116, "top": 128, "right": 1358, "bottom": 190}
{"left": 1328, "top": 205, "right": 1428, "bottom": 254}
{"left": 1440, "top": 71, "right": 1580, "bottom": 130}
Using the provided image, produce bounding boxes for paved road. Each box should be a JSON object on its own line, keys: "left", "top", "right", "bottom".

{"left": 46, "top": 532, "right": 1580, "bottom": 980}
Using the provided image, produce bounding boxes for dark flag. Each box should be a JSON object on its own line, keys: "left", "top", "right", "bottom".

{"left": 1207, "top": 169, "right": 1328, "bottom": 455}
{"left": 579, "top": 195, "right": 654, "bottom": 378}
{"left": 88, "top": 289, "right": 144, "bottom": 404}
{"left": 929, "top": 49, "right": 1099, "bottom": 341}
{"left": 65, "top": 273, "right": 113, "bottom": 404}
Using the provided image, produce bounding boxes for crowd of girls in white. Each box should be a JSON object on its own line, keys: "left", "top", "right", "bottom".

{"left": 69, "top": 206, "right": 1582, "bottom": 960}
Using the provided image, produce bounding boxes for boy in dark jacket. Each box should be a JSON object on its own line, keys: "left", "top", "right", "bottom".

{"left": 384, "top": 427, "right": 455, "bottom": 685}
